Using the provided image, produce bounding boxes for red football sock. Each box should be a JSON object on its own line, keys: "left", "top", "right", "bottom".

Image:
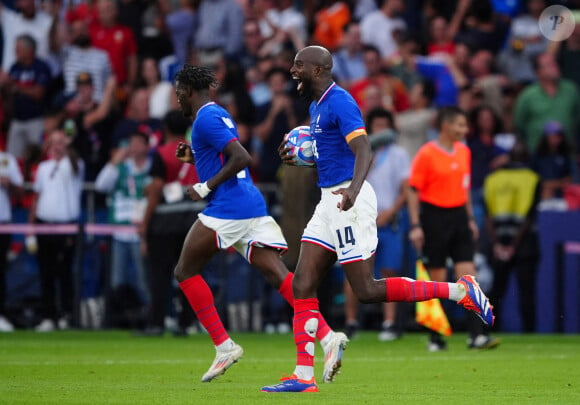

{"left": 179, "top": 275, "right": 228, "bottom": 346}
{"left": 385, "top": 277, "right": 450, "bottom": 302}
{"left": 279, "top": 273, "right": 332, "bottom": 341}
{"left": 293, "top": 298, "right": 319, "bottom": 367}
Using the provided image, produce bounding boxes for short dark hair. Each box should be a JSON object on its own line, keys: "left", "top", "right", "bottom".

{"left": 163, "top": 109, "right": 191, "bottom": 136}
{"left": 436, "top": 106, "right": 467, "bottom": 129}
{"left": 16, "top": 34, "right": 37, "bottom": 52}
{"left": 366, "top": 108, "right": 395, "bottom": 132}
{"left": 174, "top": 64, "right": 218, "bottom": 91}
{"left": 128, "top": 130, "right": 149, "bottom": 144}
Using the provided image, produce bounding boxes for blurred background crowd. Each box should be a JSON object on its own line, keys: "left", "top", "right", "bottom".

{"left": 1, "top": 0, "right": 579, "bottom": 337}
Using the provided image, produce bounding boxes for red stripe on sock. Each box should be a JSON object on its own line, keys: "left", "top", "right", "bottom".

{"left": 385, "top": 278, "right": 450, "bottom": 302}
{"left": 293, "top": 298, "right": 319, "bottom": 367}
{"left": 179, "top": 275, "right": 229, "bottom": 345}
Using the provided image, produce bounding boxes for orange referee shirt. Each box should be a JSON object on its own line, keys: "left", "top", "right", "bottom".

{"left": 409, "top": 141, "right": 471, "bottom": 208}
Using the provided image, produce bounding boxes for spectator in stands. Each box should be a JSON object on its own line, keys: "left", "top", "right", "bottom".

{"left": 396, "top": 79, "right": 437, "bottom": 159}
{"left": 484, "top": 140, "right": 541, "bottom": 332}
{"left": 137, "top": 57, "right": 178, "bottom": 121}
{"left": 259, "top": 0, "right": 307, "bottom": 55}
{"left": 426, "top": 15, "right": 456, "bottom": 57}
{"left": 497, "top": 0, "right": 547, "bottom": 87}
{"left": 63, "top": 74, "right": 119, "bottom": 180}
{"left": 360, "top": 0, "right": 406, "bottom": 62}
{"left": 164, "top": 0, "right": 197, "bottom": 68}
{"left": 0, "top": 35, "right": 52, "bottom": 159}
{"left": 455, "top": 0, "right": 510, "bottom": 54}
{"left": 332, "top": 22, "right": 367, "bottom": 91}
{"left": 531, "top": 121, "right": 574, "bottom": 200}
{"left": 56, "top": 18, "right": 112, "bottom": 103}
{"left": 254, "top": 67, "right": 305, "bottom": 183}
{"left": 514, "top": 52, "right": 580, "bottom": 152}
{"left": 239, "top": 18, "right": 266, "bottom": 72}
{"left": 0, "top": 149, "right": 24, "bottom": 332}
{"left": 138, "top": 110, "right": 199, "bottom": 336}
{"left": 344, "top": 108, "right": 410, "bottom": 341}
{"left": 138, "top": 0, "right": 173, "bottom": 61}
{"left": 29, "top": 129, "right": 84, "bottom": 332}
{"left": 0, "top": 0, "right": 55, "bottom": 74}
{"left": 552, "top": 10, "right": 580, "bottom": 89}
{"left": 311, "top": 0, "right": 351, "bottom": 52}
{"left": 389, "top": 33, "right": 423, "bottom": 93}
{"left": 193, "top": 0, "right": 244, "bottom": 62}
{"left": 111, "top": 87, "right": 163, "bottom": 152}
{"left": 414, "top": 47, "right": 469, "bottom": 108}
{"left": 468, "top": 105, "right": 510, "bottom": 231}
{"left": 469, "top": 50, "right": 505, "bottom": 117}
{"left": 95, "top": 130, "right": 151, "bottom": 308}
{"left": 90, "top": 0, "right": 138, "bottom": 93}
{"left": 349, "top": 45, "right": 409, "bottom": 115}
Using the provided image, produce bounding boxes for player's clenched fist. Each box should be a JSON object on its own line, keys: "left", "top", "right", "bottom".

{"left": 175, "top": 142, "right": 194, "bottom": 164}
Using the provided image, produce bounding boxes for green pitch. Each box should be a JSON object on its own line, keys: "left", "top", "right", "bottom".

{"left": 1, "top": 331, "right": 579, "bottom": 404}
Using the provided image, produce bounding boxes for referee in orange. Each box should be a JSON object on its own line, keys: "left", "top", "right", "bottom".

{"left": 408, "top": 106, "right": 500, "bottom": 351}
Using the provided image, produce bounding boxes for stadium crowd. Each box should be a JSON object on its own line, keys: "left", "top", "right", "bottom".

{"left": 1, "top": 0, "right": 579, "bottom": 335}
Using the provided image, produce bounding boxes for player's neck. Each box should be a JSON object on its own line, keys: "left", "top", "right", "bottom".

{"left": 192, "top": 96, "right": 212, "bottom": 118}
{"left": 313, "top": 79, "right": 334, "bottom": 102}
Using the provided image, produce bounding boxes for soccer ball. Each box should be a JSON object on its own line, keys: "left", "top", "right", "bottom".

{"left": 285, "top": 125, "right": 315, "bottom": 167}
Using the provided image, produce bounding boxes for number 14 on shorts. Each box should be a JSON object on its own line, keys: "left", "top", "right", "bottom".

{"left": 336, "top": 226, "right": 356, "bottom": 254}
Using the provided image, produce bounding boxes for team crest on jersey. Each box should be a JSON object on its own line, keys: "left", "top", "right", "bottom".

{"left": 313, "top": 114, "right": 322, "bottom": 135}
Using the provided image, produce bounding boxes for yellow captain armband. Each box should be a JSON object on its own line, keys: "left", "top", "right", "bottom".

{"left": 345, "top": 128, "right": 367, "bottom": 143}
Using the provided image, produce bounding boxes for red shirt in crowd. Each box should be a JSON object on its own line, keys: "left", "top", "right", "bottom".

{"left": 90, "top": 24, "right": 137, "bottom": 85}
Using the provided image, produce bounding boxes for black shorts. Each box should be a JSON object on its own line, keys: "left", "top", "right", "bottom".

{"left": 420, "top": 202, "right": 475, "bottom": 268}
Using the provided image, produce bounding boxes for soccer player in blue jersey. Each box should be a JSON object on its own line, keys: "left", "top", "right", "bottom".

{"left": 261, "top": 46, "right": 495, "bottom": 393}
{"left": 171, "top": 65, "right": 348, "bottom": 383}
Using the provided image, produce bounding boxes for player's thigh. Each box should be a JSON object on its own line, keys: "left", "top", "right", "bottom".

{"left": 175, "top": 219, "right": 219, "bottom": 280}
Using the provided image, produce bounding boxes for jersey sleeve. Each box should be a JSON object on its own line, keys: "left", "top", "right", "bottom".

{"left": 198, "top": 111, "right": 238, "bottom": 152}
{"left": 334, "top": 94, "right": 367, "bottom": 143}
{"left": 409, "top": 146, "right": 429, "bottom": 191}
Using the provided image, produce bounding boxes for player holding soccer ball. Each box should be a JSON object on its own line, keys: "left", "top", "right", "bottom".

{"left": 261, "top": 46, "right": 495, "bottom": 393}
{"left": 171, "top": 65, "right": 348, "bottom": 383}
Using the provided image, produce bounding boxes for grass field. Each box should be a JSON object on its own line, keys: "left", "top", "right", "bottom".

{"left": 1, "top": 331, "right": 579, "bottom": 404}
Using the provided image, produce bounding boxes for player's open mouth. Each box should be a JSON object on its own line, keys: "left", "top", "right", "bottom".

{"left": 293, "top": 76, "right": 302, "bottom": 91}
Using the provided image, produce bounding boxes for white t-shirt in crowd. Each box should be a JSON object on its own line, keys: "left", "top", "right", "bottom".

{"left": 360, "top": 10, "right": 406, "bottom": 59}
{"left": 0, "top": 152, "right": 24, "bottom": 222}
{"left": 33, "top": 157, "right": 84, "bottom": 222}
{"left": 1, "top": 8, "right": 53, "bottom": 72}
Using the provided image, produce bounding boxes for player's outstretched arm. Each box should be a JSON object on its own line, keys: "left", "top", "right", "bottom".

{"left": 175, "top": 142, "right": 195, "bottom": 164}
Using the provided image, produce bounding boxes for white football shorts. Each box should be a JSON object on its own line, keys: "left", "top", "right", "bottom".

{"left": 198, "top": 214, "right": 288, "bottom": 263}
{"left": 302, "top": 180, "right": 378, "bottom": 264}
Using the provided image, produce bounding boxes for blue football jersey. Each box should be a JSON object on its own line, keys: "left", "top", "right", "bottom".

{"left": 309, "top": 83, "right": 367, "bottom": 187}
{"left": 190, "top": 102, "right": 267, "bottom": 219}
